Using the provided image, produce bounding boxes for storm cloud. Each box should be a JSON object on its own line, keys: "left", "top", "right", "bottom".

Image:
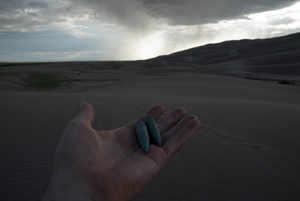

{"left": 142, "top": 0, "right": 299, "bottom": 25}
{"left": 1, "top": 0, "right": 299, "bottom": 32}
{"left": 66, "top": 0, "right": 300, "bottom": 27}
{"left": 0, "top": 0, "right": 300, "bottom": 61}
{"left": 4, "top": 0, "right": 299, "bottom": 28}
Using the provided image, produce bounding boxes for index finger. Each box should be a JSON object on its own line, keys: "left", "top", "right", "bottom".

{"left": 125, "top": 105, "right": 165, "bottom": 129}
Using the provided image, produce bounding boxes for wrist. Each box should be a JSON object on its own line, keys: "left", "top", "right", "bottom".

{"left": 41, "top": 171, "right": 96, "bottom": 201}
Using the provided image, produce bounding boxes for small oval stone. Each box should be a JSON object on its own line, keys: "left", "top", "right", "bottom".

{"left": 145, "top": 116, "right": 162, "bottom": 147}
{"left": 136, "top": 121, "right": 150, "bottom": 152}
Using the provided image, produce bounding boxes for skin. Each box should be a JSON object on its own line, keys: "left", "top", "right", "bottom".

{"left": 42, "top": 102, "right": 201, "bottom": 201}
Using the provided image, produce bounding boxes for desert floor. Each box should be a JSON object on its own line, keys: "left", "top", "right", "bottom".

{"left": 1, "top": 60, "right": 300, "bottom": 200}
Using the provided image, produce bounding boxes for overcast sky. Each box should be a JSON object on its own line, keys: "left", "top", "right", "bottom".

{"left": 1, "top": 0, "right": 300, "bottom": 62}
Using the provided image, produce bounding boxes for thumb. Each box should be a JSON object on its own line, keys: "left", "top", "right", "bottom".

{"left": 76, "top": 102, "right": 95, "bottom": 125}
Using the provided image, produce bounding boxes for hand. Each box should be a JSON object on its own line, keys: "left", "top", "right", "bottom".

{"left": 42, "top": 102, "right": 201, "bottom": 201}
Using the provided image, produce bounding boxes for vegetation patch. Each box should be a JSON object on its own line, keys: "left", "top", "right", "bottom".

{"left": 21, "top": 71, "right": 69, "bottom": 90}
{"left": 0, "top": 62, "right": 64, "bottom": 68}
{"left": 91, "top": 66, "right": 119, "bottom": 70}
{"left": 278, "top": 79, "right": 295, "bottom": 85}
{"left": 0, "top": 71, "right": 20, "bottom": 76}
{"left": 0, "top": 71, "right": 122, "bottom": 91}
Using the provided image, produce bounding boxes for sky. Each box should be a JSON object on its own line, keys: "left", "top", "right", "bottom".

{"left": 0, "top": 0, "right": 300, "bottom": 62}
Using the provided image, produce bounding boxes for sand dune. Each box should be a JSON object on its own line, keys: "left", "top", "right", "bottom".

{"left": 1, "top": 32, "right": 300, "bottom": 200}
{"left": 149, "top": 32, "right": 300, "bottom": 81}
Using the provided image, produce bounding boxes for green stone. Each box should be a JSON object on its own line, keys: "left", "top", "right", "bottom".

{"left": 136, "top": 121, "right": 150, "bottom": 152}
{"left": 145, "top": 116, "right": 162, "bottom": 147}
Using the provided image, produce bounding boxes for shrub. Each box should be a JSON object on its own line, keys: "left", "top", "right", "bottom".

{"left": 278, "top": 79, "right": 295, "bottom": 85}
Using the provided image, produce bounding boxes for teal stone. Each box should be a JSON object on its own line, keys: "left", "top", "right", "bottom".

{"left": 136, "top": 121, "right": 150, "bottom": 152}
{"left": 145, "top": 116, "right": 162, "bottom": 147}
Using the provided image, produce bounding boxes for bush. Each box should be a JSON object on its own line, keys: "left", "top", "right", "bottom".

{"left": 278, "top": 79, "right": 295, "bottom": 85}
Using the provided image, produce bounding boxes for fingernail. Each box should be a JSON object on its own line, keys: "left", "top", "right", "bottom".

{"left": 77, "top": 102, "right": 84, "bottom": 113}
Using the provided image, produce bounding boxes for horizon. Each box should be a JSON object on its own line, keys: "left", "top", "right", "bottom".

{"left": 1, "top": 31, "right": 299, "bottom": 63}
{"left": 1, "top": 0, "right": 300, "bottom": 62}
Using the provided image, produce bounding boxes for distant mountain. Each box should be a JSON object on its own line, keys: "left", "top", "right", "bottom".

{"left": 145, "top": 32, "right": 300, "bottom": 81}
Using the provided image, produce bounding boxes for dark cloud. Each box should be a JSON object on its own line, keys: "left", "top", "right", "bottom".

{"left": 28, "top": 1, "right": 48, "bottom": 8}
{"left": 68, "top": 0, "right": 153, "bottom": 31}
{"left": 141, "top": 0, "right": 300, "bottom": 25}
{"left": 0, "top": 0, "right": 85, "bottom": 33}
{"left": 63, "top": 0, "right": 300, "bottom": 29}
{"left": 1, "top": 0, "right": 299, "bottom": 31}
{"left": 0, "top": 0, "right": 48, "bottom": 12}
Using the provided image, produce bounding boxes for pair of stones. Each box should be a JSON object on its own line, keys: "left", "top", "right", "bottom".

{"left": 136, "top": 116, "right": 162, "bottom": 153}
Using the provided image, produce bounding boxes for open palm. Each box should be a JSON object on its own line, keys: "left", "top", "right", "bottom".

{"left": 43, "top": 102, "right": 201, "bottom": 201}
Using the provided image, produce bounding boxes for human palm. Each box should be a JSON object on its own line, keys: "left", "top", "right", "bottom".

{"left": 43, "top": 102, "right": 201, "bottom": 201}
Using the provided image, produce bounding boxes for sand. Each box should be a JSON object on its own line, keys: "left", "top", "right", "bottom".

{"left": 1, "top": 33, "right": 300, "bottom": 200}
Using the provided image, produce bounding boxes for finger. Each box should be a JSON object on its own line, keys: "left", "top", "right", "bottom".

{"left": 156, "top": 108, "right": 187, "bottom": 134}
{"left": 139, "top": 104, "right": 165, "bottom": 121}
{"left": 161, "top": 114, "right": 199, "bottom": 144}
{"left": 126, "top": 105, "right": 165, "bottom": 129}
{"left": 76, "top": 101, "right": 95, "bottom": 126}
{"left": 162, "top": 119, "right": 201, "bottom": 159}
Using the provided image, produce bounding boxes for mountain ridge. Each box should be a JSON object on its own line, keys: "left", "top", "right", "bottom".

{"left": 145, "top": 32, "right": 300, "bottom": 81}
